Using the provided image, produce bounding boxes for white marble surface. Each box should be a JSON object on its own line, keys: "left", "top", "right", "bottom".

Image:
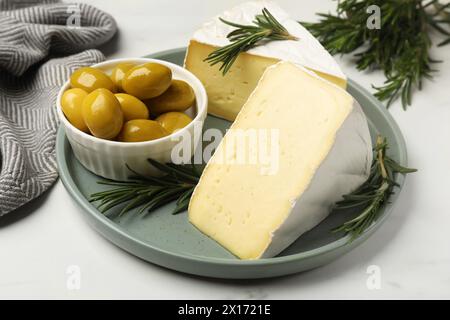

{"left": 1, "top": 0, "right": 449, "bottom": 299}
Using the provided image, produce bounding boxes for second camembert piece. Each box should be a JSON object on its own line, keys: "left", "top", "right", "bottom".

{"left": 185, "top": 1, "right": 347, "bottom": 121}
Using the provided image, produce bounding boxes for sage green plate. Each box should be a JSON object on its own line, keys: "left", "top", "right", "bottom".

{"left": 56, "top": 48, "right": 409, "bottom": 279}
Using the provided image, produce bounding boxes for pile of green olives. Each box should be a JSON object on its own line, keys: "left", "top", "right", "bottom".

{"left": 61, "top": 62, "right": 196, "bottom": 142}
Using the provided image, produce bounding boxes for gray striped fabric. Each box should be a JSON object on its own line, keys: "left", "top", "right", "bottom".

{"left": 0, "top": 0, "right": 117, "bottom": 216}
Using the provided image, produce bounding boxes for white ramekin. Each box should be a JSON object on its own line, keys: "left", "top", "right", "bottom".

{"left": 57, "top": 58, "right": 208, "bottom": 181}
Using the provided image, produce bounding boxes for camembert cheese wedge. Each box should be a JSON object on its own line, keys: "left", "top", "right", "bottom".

{"left": 185, "top": 1, "right": 347, "bottom": 121}
{"left": 188, "top": 62, "right": 372, "bottom": 260}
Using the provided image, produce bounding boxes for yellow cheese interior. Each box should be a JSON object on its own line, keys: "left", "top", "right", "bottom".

{"left": 188, "top": 62, "right": 353, "bottom": 259}
{"left": 185, "top": 40, "right": 347, "bottom": 121}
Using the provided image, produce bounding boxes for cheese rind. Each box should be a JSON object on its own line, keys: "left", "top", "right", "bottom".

{"left": 261, "top": 96, "right": 373, "bottom": 258}
{"left": 185, "top": 1, "right": 347, "bottom": 121}
{"left": 188, "top": 61, "right": 372, "bottom": 260}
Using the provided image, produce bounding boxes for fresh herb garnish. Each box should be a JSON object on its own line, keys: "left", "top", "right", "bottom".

{"left": 89, "top": 159, "right": 199, "bottom": 216}
{"left": 205, "top": 8, "right": 298, "bottom": 75}
{"left": 333, "top": 136, "right": 417, "bottom": 240}
{"left": 301, "top": 0, "right": 450, "bottom": 109}
{"left": 90, "top": 136, "right": 416, "bottom": 241}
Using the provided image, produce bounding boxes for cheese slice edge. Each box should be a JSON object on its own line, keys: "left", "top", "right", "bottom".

{"left": 188, "top": 61, "right": 372, "bottom": 259}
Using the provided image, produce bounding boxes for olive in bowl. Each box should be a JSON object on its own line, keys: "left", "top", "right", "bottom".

{"left": 57, "top": 58, "right": 207, "bottom": 181}
{"left": 122, "top": 63, "right": 172, "bottom": 100}
{"left": 145, "top": 79, "right": 195, "bottom": 115}
{"left": 156, "top": 112, "right": 193, "bottom": 134}
{"left": 81, "top": 88, "right": 123, "bottom": 140}
{"left": 70, "top": 67, "right": 116, "bottom": 93}
{"left": 110, "top": 62, "right": 135, "bottom": 91}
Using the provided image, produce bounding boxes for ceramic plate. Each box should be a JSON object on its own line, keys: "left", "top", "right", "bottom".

{"left": 56, "top": 48, "right": 409, "bottom": 279}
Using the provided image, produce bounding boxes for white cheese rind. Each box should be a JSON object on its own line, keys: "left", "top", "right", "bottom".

{"left": 261, "top": 100, "right": 372, "bottom": 258}
{"left": 191, "top": 0, "right": 346, "bottom": 81}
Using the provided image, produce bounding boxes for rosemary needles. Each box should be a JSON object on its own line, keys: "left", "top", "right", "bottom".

{"left": 302, "top": 0, "right": 450, "bottom": 109}
{"left": 205, "top": 8, "right": 298, "bottom": 75}
{"left": 333, "top": 136, "right": 417, "bottom": 240}
{"left": 89, "top": 159, "right": 200, "bottom": 216}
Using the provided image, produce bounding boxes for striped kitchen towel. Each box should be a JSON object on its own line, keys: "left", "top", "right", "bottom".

{"left": 0, "top": 0, "right": 117, "bottom": 216}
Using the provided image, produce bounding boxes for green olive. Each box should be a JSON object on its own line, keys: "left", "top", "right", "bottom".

{"left": 82, "top": 89, "right": 123, "bottom": 139}
{"left": 155, "top": 112, "right": 192, "bottom": 133}
{"left": 122, "top": 63, "right": 172, "bottom": 99}
{"left": 110, "top": 63, "right": 135, "bottom": 91}
{"left": 61, "top": 88, "right": 89, "bottom": 133}
{"left": 115, "top": 93, "right": 149, "bottom": 122}
{"left": 145, "top": 80, "right": 195, "bottom": 115}
{"left": 117, "top": 119, "right": 168, "bottom": 142}
{"left": 70, "top": 67, "right": 116, "bottom": 93}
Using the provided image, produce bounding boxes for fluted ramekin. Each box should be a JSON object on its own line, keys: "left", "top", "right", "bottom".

{"left": 57, "top": 58, "right": 207, "bottom": 181}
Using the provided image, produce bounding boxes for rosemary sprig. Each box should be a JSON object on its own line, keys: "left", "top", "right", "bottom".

{"left": 333, "top": 136, "right": 417, "bottom": 240}
{"left": 89, "top": 159, "right": 200, "bottom": 216}
{"left": 302, "top": 0, "right": 450, "bottom": 109}
{"left": 205, "top": 8, "right": 298, "bottom": 75}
